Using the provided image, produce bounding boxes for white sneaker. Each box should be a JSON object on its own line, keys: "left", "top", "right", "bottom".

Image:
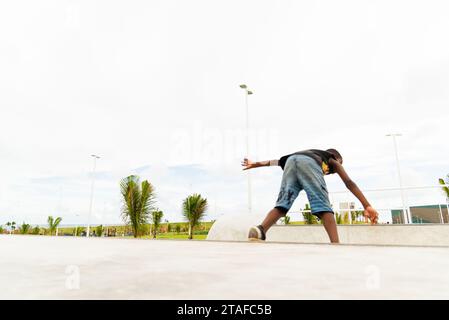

{"left": 248, "top": 225, "right": 266, "bottom": 241}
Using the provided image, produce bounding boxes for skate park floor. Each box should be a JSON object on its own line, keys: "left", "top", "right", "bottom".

{"left": 1, "top": 235, "right": 449, "bottom": 299}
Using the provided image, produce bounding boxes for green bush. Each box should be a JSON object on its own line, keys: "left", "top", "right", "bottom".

{"left": 19, "top": 223, "right": 31, "bottom": 234}
{"left": 282, "top": 216, "right": 291, "bottom": 225}
{"left": 74, "top": 226, "right": 85, "bottom": 236}
{"left": 301, "top": 204, "right": 318, "bottom": 224}
{"left": 336, "top": 213, "right": 343, "bottom": 224}
{"left": 95, "top": 225, "right": 104, "bottom": 237}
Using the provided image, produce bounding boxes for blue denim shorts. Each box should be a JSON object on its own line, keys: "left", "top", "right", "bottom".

{"left": 275, "top": 154, "right": 333, "bottom": 215}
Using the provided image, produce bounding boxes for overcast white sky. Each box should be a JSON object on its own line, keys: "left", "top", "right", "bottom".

{"left": 1, "top": 0, "right": 448, "bottom": 226}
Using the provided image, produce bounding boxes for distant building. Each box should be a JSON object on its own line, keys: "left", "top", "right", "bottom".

{"left": 339, "top": 202, "right": 355, "bottom": 211}
{"left": 391, "top": 205, "right": 449, "bottom": 224}
{"left": 339, "top": 202, "right": 362, "bottom": 223}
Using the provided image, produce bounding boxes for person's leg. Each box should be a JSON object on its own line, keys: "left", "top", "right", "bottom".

{"left": 263, "top": 157, "right": 301, "bottom": 232}
{"left": 316, "top": 212, "right": 339, "bottom": 243}
{"left": 297, "top": 156, "right": 339, "bottom": 243}
{"left": 249, "top": 156, "right": 301, "bottom": 240}
{"left": 260, "top": 207, "right": 286, "bottom": 232}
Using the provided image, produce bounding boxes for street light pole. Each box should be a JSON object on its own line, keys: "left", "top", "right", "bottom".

{"left": 87, "top": 154, "right": 100, "bottom": 237}
{"left": 386, "top": 134, "right": 411, "bottom": 224}
{"left": 240, "top": 84, "right": 253, "bottom": 214}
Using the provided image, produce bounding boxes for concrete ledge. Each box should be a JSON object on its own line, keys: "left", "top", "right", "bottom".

{"left": 206, "top": 214, "right": 449, "bottom": 246}
{"left": 268, "top": 224, "right": 449, "bottom": 246}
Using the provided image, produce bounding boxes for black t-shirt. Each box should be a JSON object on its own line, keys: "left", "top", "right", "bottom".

{"left": 278, "top": 149, "right": 337, "bottom": 175}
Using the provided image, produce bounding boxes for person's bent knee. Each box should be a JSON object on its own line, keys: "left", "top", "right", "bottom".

{"left": 314, "top": 211, "right": 334, "bottom": 220}
{"left": 274, "top": 206, "right": 288, "bottom": 216}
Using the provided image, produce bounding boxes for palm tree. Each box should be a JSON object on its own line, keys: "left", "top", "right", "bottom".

{"left": 6, "top": 222, "right": 11, "bottom": 234}
{"left": 19, "top": 222, "right": 31, "bottom": 234}
{"left": 47, "top": 216, "right": 62, "bottom": 236}
{"left": 32, "top": 226, "right": 40, "bottom": 235}
{"left": 120, "top": 175, "right": 156, "bottom": 238}
{"left": 439, "top": 176, "right": 449, "bottom": 198}
{"left": 182, "top": 194, "right": 208, "bottom": 240}
{"left": 150, "top": 210, "right": 164, "bottom": 239}
{"left": 440, "top": 176, "right": 449, "bottom": 221}
{"left": 11, "top": 221, "right": 16, "bottom": 234}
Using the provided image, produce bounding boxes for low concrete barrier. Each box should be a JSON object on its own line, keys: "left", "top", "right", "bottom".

{"left": 268, "top": 224, "right": 449, "bottom": 246}
{"left": 207, "top": 214, "right": 449, "bottom": 246}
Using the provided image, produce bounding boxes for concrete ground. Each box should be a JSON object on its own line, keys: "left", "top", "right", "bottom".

{"left": 1, "top": 235, "right": 449, "bottom": 299}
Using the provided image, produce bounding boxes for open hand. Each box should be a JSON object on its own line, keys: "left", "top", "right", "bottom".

{"left": 364, "top": 206, "right": 379, "bottom": 225}
{"left": 241, "top": 158, "right": 255, "bottom": 170}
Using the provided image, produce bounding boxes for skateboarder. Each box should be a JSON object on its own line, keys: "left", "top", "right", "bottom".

{"left": 241, "top": 149, "right": 379, "bottom": 243}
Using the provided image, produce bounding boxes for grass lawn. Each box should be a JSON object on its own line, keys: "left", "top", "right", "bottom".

{"left": 146, "top": 233, "right": 208, "bottom": 240}
{"left": 123, "top": 232, "right": 207, "bottom": 240}
{"left": 56, "top": 221, "right": 215, "bottom": 238}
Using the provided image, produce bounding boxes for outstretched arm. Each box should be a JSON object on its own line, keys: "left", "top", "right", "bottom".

{"left": 331, "top": 159, "right": 379, "bottom": 224}
{"left": 241, "top": 158, "right": 279, "bottom": 170}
